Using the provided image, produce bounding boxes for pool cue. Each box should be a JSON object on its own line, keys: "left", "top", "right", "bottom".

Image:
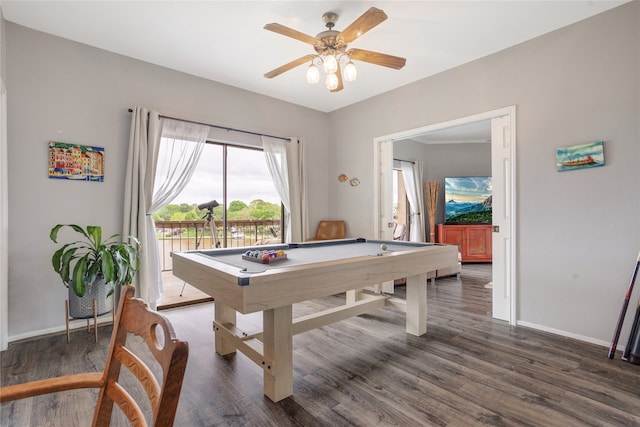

{"left": 608, "top": 250, "right": 640, "bottom": 359}
{"left": 622, "top": 298, "right": 640, "bottom": 361}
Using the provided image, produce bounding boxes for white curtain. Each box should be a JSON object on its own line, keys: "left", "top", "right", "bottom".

{"left": 400, "top": 161, "right": 426, "bottom": 242}
{"left": 262, "top": 136, "right": 308, "bottom": 242}
{"left": 150, "top": 119, "right": 209, "bottom": 211}
{"left": 123, "top": 110, "right": 208, "bottom": 306}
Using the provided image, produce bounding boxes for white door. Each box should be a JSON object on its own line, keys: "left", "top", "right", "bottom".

{"left": 491, "top": 115, "right": 512, "bottom": 321}
{"left": 379, "top": 140, "right": 394, "bottom": 240}
{"left": 380, "top": 140, "right": 395, "bottom": 293}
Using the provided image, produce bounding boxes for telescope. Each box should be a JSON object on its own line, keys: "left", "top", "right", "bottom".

{"left": 197, "top": 200, "right": 219, "bottom": 210}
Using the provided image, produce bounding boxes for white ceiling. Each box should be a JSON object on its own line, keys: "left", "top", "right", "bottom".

{"left": 0, "top": 1, "right": 628, "bottom": 113}
{"left": 406, "top": 119, "right": 492, "bottom": 145}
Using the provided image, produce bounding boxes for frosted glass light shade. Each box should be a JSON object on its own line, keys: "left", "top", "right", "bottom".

{"left": 323, "top": 54, "right": 338, "bottom": 74}
{"left": 325, "top": 73, "right": 339, "bottom": 90}
{"left": 306, "top": 64, "right": 320, "bottom": 84}
{"left": 344, "top": 61, "right": 357, "bottom": 82}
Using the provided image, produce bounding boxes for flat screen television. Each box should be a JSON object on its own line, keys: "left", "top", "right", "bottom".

{"left": 444, "top": 176, "right": 492, "bottom": 224}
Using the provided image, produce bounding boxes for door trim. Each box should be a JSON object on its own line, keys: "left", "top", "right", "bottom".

{"left": 1, "top": 81, "right": 8, "bottom": 349}
{"left": 373, "top": 106, "right": 517, "bottom": 325}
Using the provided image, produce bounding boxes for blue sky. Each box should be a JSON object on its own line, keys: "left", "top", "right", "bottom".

{"left": 445, "top": 176, "right": 492, "bottom": 203}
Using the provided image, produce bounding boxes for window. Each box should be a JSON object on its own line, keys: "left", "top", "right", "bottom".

{"left": 154, "top": 141, "right": 282, "bottom": 250}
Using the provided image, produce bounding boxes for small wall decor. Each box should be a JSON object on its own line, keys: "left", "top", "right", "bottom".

{"left": 338, "top": 173, "right": 359, "bottom": 187}
{"left": 556, "top": 141, "right": 604, "bottom": 172}
{"left": 48, "top": 141, "right": 105, "bottom": 182}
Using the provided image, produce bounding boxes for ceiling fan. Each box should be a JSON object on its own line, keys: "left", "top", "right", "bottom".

{"left": 264, "top": 7, "right": 406, "bottom": 92}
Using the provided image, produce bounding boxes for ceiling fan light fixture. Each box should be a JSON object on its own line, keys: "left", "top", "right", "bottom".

{"left": 264, "top": 8, "right": 405, "bottom": 93}
{"left": 344, "top": 61, "right": 357, "bottom": 82}
{"left": 306, "top": 63, "right": 320, "bottom": 84}
{"left": 323, "top": 54, "right": 338, "bottom": 74}
{"left": 325, "top": 72, "right": 339, "bottom": 90}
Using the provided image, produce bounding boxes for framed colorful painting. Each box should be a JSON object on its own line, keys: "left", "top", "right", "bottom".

{"left": 48, "top": 141, "right": 104, "bottom": 182}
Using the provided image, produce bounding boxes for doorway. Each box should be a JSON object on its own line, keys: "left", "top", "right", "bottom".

{"left": 373, "top": 106, "right": 516, "bottom": 324}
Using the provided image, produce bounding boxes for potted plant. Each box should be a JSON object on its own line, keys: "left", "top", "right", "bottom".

{"left": 50, "top": 224, "right": 141, "bottom": 318}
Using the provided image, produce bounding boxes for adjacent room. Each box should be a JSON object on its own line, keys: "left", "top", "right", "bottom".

{"left": 1, "top": 1, "right": 639, "bottom": 425}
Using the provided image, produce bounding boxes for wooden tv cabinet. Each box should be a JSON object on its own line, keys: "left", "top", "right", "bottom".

{"left": 437, "top": 224, "right": 492, "bottom": 263}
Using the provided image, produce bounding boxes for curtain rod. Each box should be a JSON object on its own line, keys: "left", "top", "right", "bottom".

{"left": 128, "top": 109, "right": 291, "bottom": 142}
{"left": 393, "top": 158, "right": 415, "bottom": 164}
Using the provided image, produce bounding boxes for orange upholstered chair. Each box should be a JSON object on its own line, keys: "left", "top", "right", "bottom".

{"left": 308, "top": 220, "right": 346, "bottom": 241}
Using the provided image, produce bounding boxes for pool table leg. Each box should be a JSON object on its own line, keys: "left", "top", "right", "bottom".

{"left": 214, "top": 301, "right": 237, "bottom": 355}
{"left": 263, "top": 305, "right": 293, "bottom": 402}
{"left": 405, "top": 273, "right": 427, "bottom": 336}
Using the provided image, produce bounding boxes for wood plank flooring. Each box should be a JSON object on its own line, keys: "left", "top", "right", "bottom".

{"left": 2, "top": 263, "right": 640, "bottom": 426}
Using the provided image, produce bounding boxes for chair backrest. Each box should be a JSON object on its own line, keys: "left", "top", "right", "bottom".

{"left": 311, "top": 220, "right": 346, "bottom": 240}
{"left": 93, "top": 285, "right": 189, "bottom": 426}
{"left": 0, "top": 285, "right": 188, "bottom": 426}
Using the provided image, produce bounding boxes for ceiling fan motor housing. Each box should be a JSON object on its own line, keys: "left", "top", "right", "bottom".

{"left": 322, "top": 12, "right": 338, "bottom": 28}
{"left": 314, "top": 30, "right": 346, "bottom": 55}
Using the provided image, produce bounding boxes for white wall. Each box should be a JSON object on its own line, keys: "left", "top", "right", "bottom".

{"left": 5, "top": 2, "right": 639, "bottom": 347}
{"left": 328, "top": 2, "right": 639, "bottom": 345}
{"left": 5, "top": 23, "right": 329, "bottom": 339}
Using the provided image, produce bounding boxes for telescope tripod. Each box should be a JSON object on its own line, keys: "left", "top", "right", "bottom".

{"left": 180, "top": 209, "right": 220, "bottom": 297}
{"left": 195, "top": 210, "right": 220, "bottom": 250}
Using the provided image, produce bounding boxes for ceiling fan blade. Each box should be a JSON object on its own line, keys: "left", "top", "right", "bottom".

{"left": 338, "top": 7, "right": 388, "bottom": 44}
{"left": 330, "top": 63, "right": 344, "bottom": 93}
{"left": 264, "top": 54, "right": 316, "bottom": 79}
{"left": 264, "top": 23, "right": 320, "bottom": 46}
{"left": 348, "top": 48, "right": 406, "bottom": 70}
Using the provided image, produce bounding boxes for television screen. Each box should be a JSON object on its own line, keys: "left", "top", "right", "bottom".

{"left": 444, "top": 176, "right": 492, "bottom": 224}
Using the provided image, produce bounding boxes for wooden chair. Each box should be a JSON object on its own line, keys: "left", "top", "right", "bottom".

{"left": 307, "top": 220, "right": 346, "bottom": 241}
{"left": 0, "top": 285, "right": 189, "bottom": 427}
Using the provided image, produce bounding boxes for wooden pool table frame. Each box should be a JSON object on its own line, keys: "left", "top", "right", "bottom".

{"left": 172, "top": 238, "right": 458, "bottom": 401}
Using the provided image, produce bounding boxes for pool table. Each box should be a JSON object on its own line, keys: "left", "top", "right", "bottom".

{"left": 172, "top": 238, "right": 458, "bottom": 401}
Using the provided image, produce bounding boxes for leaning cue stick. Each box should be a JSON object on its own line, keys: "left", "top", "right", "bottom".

{"left": 622, "top": 297, "right": 640, "bottom": 361}
{"left": 608, "top": 250, "right": 640, "bottom": 359}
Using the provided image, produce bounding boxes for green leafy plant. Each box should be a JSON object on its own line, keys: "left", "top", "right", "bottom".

{"left": 50, "top": 224, "right": 141, "bottom": 297}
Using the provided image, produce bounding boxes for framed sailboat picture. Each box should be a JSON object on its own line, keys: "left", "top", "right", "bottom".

{"left": 556, "top": 141, "right": 604, "bottom": 172}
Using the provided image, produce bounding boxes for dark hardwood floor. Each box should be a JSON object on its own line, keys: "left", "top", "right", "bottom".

{"left": 2, "top": 264, "right": 640, "bottom": 426}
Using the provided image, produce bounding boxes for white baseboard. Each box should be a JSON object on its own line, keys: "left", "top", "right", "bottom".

{"left": 8, "top": 316, "right": 114, "bottom": 344}
{"left": 517, "top": 320, "right": 610, "bottom": 349}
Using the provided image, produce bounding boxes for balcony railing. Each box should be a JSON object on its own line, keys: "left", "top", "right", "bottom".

{"left": 155, "top": 219, "right": 282, "bottom": 271}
